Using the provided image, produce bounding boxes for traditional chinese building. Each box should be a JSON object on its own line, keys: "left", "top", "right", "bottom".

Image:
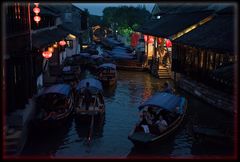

{"left": 3, "top": 3, "right": 33, "bottom": 113}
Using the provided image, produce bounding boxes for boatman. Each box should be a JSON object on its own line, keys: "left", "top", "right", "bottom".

{"left": 163, "top": 81, "right": 174, "bottom": 94}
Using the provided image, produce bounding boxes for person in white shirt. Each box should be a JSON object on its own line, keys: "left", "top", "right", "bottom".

{"left": 156, "top": 115, "right": 168, "bottom": 133}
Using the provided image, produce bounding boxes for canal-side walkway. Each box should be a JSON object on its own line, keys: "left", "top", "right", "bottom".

{"left": 177, "top": 76, "right": 234, "bottom": 114}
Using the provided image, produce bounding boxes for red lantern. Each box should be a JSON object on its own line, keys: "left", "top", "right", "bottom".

{"left": 42, "top": 51, "right": 52, "bottom": 59}
{"left": 157, "top": 38, "right": 162, "bottom": 44}
{"left": 166, "top": 39, "right": 172, "bottom": 47}
{"left": 48, "top": 47, "right": 54, "bottom": 53}
{"left": 34, "top": 15, "right": 41, "bottom": 23}
{"left": 33, "top": 7, "right": 40, "bottom": 14}
{"left": 59, "top": 40, "right": 66, "bottom": 46}
{"left": 131, "top": 33, "right": 140, "bottom": 48}
{"left": 148, "top": 36, "right": 154, "bottom": 44}
{"left": 144, "top": 35, "right": 148, "bottom": 42}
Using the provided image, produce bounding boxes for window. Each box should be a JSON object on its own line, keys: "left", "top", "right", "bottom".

{"left": 66, "top": 40, "right": 73, "bottom": 49}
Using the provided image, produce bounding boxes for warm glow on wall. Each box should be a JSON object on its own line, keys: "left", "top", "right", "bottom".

{"left": 67, "top": 34, "right": 76, "bottom": 39}
{"left": 171, "top": 15, "right": 214, "bottom": 40}
{"left": 144, "top": 35, "right": 147, "bottom": 42}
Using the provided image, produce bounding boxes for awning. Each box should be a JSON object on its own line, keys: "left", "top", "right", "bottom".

{"left": 77, "top": 78, "right": 103, "bottom": 92}
{"left": 174, "top": 13, "right": 234, "bottom": 53}
{"left": 32, "top": 27, "right": 69, "bottom": 48}
{"left": 38, "top": 84, "right": 71, "bottom": 97}
{"left": 136, "top": 11, "right": 213, "bottom": 38}
{"left": 138, "top": 92, "right": 186, "bottom": 114}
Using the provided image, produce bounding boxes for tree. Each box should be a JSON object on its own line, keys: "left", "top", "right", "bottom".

{"left": 102, "top": 5, "right": 151, "bottom": 42}
{"left": 102, "top": 6, "right": 151, "bottom": 30}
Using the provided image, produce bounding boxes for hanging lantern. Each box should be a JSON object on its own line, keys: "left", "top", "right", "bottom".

{"left": 59, "top": 40, "right": 66, "bottom": 46}
{"left": 157, "top": 38, "right": 162, "bottom": 44}
{"left": 148, "top": 36, "right": 154, "bottom": 44}
{"left": 131, "top": 33, "right": 140, "bottom": 48}
{"left": 166, "top": 39, "right": 172, "bottom": 47}
{"left": 42, "top": 51, "right": 52, "bottom": 59}
{"left": 48, "top": 47, "right": 54, "bottom": 53}
{"left": 33, "top": 7, "right": 40, "bottom": 14}
{"left": 144, "top": 35, "right": 148, "bottom": 42}
{"left": 34, "top": 15, "right": 41, "bottom": 23}
{"left": 53, "top": 43, "right": 58, "bottom": 48}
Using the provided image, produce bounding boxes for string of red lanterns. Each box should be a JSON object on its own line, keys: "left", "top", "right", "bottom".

{"left": 33, "top": 3, "right": 41, "bottom": 24}
{"left": 41, "top": 40, "right": 66, "bottom": 59}
{"left": 143, "top": 35, "right": 154, "bottom": 44}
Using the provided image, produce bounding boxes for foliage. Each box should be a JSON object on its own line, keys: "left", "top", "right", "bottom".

{"left": 102, "top": 5, "right": 151, "bottom": 33}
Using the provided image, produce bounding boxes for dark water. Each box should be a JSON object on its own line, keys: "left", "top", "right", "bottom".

{"left": 22, "top": 70, "right": 234, "bottom": 158}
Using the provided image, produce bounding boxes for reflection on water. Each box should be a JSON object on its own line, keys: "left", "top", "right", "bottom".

{"left": 22, "top": 70, "right": 234, "bottom": 158}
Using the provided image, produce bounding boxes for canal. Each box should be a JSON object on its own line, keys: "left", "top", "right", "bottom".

{"left": 21, "top": 70, "right": 234, "bottom": 158}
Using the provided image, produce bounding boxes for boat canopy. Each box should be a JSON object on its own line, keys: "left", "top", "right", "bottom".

{"left": 91, "top": 55, "right": 103, "bottom": 59}
{"left": 76, "top": 78, "right": 103, "bottom": 92}
{"left": 98, "top": 63, "right": 116, "bottom": 69}
{"left": 138, "top": 92, "right": 186, "bottom": 114}
{"left": 62, "top": 66, "right": 71, "bottom": 72}
{"left": 38, "top": 84, "right": 71, "bottom": 97}
{"left": 79, "top": 53, "right": 90, "bottom": 58}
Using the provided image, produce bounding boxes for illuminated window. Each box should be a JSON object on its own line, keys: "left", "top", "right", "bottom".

{"left": 66, "top": 40, "right": 73, "bottom": 49}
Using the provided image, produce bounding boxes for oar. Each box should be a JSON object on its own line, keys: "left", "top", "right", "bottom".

{"left": 87, "top": 98, "right": 96, "bottom": 145}
{"left": 87, "top": 114, "right": 94, "bottom": 145}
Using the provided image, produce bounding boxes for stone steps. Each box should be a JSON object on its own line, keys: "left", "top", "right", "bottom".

{"left": 158, "top": 67, "right": 171, "bottom": 79}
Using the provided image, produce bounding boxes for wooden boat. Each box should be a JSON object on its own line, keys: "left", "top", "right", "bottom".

{"left": 75, "top": 78, "right": 105, "bottom": 120}
{"left": 74, "top": 114, "right": 105, "bottom": 144}
{"left": 34, "top": 84, "right": 74, "bottom": 126}
{"left": 62, "top": 65, "right": 81, "bottom": 83}
{"left": 128, "top": 92, "right": 187, "bottom": 145}
{"left": 98, "top": 63, "right": 117, "bottom": 86}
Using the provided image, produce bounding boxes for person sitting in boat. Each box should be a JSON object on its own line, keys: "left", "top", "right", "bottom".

{"left": 138, "top": 110, "right": 151, "bottom": 133}
{"left": 155, "top": 115, "right": 168, "bottom": 133}
{"left": 83, "top": 82, "right": 92, "bottom": 111}
{"left": 163, "top": 81, "right": 174, "bottom": 94}
{"left": 148, "top": 107, "right": 157, "bottom": 124}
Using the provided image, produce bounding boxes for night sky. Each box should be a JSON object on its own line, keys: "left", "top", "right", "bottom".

{"left": 73, "top": 3, "right": 155, "bottom": 16}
